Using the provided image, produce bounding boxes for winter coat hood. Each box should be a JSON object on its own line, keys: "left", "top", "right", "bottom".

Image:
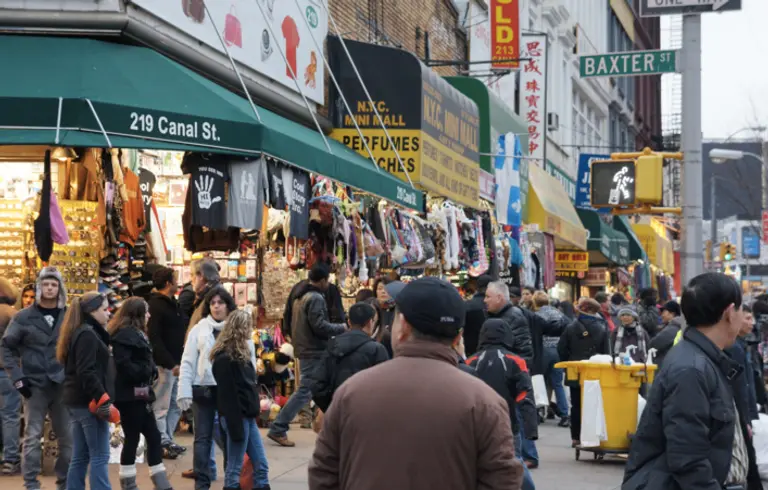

{"left": 328, "top": 329, "right": 374, "bottom": 358}
{"left": 36, "top": 266, "right": 67, "bottom": 308}
{"left": 478, "top": 319, "right": 515, "bottom": 351}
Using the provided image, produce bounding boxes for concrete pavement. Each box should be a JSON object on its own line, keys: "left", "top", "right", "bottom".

{"left": 13, "top": 422, "right": 625, "bottom": 489}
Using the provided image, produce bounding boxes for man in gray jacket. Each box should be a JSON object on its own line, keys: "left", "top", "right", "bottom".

{"left": 268, "top": 263, "right": 346, "bottom": 447}
{"left": 2, "top": 267, "right": 72, "bottom": 490}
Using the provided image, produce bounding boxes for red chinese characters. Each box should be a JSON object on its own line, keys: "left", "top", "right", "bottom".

{"left": 520, "top": 37, "right": 547, "bottom": 166}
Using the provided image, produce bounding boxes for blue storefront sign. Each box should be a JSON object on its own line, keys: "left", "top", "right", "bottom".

{"left": 494, "top": 133, "right": 523, "bottom": 226}
{"left": 576, "top": 153, "right": 610, "bottom": 212}
{"left": 742, "top": 227, "right": 761, "bottom": 258}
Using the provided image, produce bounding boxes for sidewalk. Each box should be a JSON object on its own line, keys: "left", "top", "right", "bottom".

{"left": 5, "top": 428, "right": 317, "bottom": 489}
{"left": 10, "top": 423, "right": 625, "bottom": 489}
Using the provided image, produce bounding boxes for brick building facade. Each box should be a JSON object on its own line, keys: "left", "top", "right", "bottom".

{"left": 327, "top": 0, "right": 467, "bottom": 78}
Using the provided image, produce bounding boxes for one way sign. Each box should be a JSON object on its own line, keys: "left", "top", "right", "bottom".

{"left": 641, "top": 0, "right": 742, "bottom": 17}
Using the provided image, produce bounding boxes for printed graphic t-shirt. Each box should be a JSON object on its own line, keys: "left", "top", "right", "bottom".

{"left": 228, "top": 159, "right": 268, "bottom": 230}
{"left": 289, "top": 169, "right": 310, "bottom": 240}
{"left": 139, "top": 168, "right": 156, "bottom": 232}
{"left": 282, "top": 16, "right": 299, "bottom": 79}
{"left": 183, "top": 155, "right": 229, "bottom": 230}
{"left": 266, "top": 160, "right": 287, "bottom": 210}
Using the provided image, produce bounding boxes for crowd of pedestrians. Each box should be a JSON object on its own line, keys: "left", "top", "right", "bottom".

{"left": 2, "top": 256, "right": 766, "bottom": 490}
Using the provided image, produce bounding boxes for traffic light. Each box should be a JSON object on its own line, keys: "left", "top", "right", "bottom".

{"left": 705, "top": 240, "right": 712, "bottom": 262}
{"left": 719, "top": 242, "right": 726, "bottom": 262}
{"left": 724, "top": 242, "right": 735, "bottom": 261}
{"left": 634, "top": 153, "right": 664, "bottom": 205}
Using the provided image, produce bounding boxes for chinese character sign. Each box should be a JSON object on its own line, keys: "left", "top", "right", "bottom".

{"left": 519, "top": 34, "right": 547, "bottom": 167}
{"left": 490, "top": 0, "right": 520, "bottom": 69}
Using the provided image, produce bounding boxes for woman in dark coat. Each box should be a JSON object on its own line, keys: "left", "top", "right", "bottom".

{"left": 557, "top": 298, "right": 611, "bottom": 447}
{"left": 109, "top": 297, "right": 172, "bottom": 490}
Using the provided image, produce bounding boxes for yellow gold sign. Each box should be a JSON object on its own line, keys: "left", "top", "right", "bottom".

{"left": 555, "top": 251, "right": 589, "bottom": 272}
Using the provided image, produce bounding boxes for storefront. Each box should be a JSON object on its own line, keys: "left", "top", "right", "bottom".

{"left": 577, "top": 209, "right": 631, "bottom": 296}
{"left": 327, "top": 36, "right": 481, "bottom": 210}
{"left": 526, "top": 164, "right": 588, "bottom": 300}
{"left": 632, "top": 219, "right": 675, "bottom": 301}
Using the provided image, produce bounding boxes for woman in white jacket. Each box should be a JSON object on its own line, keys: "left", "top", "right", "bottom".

{"left": 177, "top": 286, "right": 256, "bottom": 490}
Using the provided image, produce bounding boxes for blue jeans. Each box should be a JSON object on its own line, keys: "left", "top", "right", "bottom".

{"left": 269, "top": 357, "right": 323, "bottom": 437}
{"left": 221, "top": 417, "right": 269, "bottom": 488}
{"left": 192, "top": 402, "right": 226, "bottom": 490}
{"left": 543, "top": 346, "right": 569, "bottom": 417}
{"left": 23, "top": 385, "right": 72, "bottom": 490}
{"left": 152, "top": 368, "right": 182, "bottom": 446}
{"left": 514, "top": 432, "right": 536, "bottom": 490}
{"left": 516, "top": 408, "right": 539, "bottom": 466}
{"left": 67, "top": 407, "right": 111, "bottom": 490}
{"left": 0, "top": 371, "right": 21, "bottom": 463}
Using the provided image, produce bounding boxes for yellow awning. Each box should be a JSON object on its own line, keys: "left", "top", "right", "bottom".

{"left": 527, "top": 164, "right": 588, "bottom": 250}
{"left": 632, "top": 222, "right": 674, "bottom": 274}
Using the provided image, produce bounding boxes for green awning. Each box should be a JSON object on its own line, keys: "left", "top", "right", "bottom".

{"left": 0, "top": 35, "right": 423, "bottom": 211}
{"left": 577, "top": 209, "right": 630, "bottom": 265}
{"left": 444, "top": 77, "right": 528, "bottom": 173}
{"left": 613, "top": 216, "right": 647, "bottom": 262}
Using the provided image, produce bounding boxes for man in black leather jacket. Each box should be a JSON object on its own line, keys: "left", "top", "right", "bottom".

{"left": 623, "top": 273, "right": 761, "bottom": 490}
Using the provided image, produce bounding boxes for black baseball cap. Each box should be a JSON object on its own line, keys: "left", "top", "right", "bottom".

{"left": 394, "top": 277, "right": 466, "bottom": 338}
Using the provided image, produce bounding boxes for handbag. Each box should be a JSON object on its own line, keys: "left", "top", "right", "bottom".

{"left": 191, "top": 385, "right": 216, "bottom": 405}
{"left": 224, "top": 6, "right": 242, "bottom": 47}
{"left": 182, "top": 0, "right": 205, "bottom": 23}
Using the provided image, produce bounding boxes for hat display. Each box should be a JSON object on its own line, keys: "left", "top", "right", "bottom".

{"left": 395, "top": 277, "right": 465, "bottom": 338}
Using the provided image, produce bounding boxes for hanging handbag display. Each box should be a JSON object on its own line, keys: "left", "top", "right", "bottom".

{"left": 224, "top": 6, "right": 243, "bottom": 47}
{"left": 182, "top": 0, "right": 205, "bottom": 23}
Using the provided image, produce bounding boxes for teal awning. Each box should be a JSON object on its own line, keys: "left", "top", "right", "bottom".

{"left": 577, "top": 209, "right": 630, "bottom": 265}
{"left": 0, "top": 35, "right": 423, "bottom": 211}
{"left": 613, "top": 216, "right": 647, "bottom": 262}
{"left": 444, "top": 76, "right": 528, "bottom": 173}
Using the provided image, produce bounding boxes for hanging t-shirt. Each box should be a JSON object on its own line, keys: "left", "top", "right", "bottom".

{"left": 139, "top": 168, "right": 156, "bottom": 232}
{"left": 228, "top": 159, "right": 268, "bottom": 230}
{"left": 289, "top": 169, "right": 310, "bottom": 240}
{"left": 281, "top": 16, "right": 299, "bottom": 79}
{"left": 183, "top": 155, "right": 229, "bottom": 230}
{"left": 266, "top": 160, "right": 287, "bottom": 209}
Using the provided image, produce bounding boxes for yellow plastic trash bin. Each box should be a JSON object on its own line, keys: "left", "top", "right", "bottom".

{"left": 555, "top": 361, "right": 656, "bottom": 451}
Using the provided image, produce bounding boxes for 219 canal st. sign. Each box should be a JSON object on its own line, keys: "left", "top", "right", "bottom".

{"left": 327, "top": 37, "right": 481, "bottom": 208}
{"left": 580, "top": 49, "right": 677, "bottom": 78}
{"left": 640, "top": 0, "right": 741, "bottom": 17}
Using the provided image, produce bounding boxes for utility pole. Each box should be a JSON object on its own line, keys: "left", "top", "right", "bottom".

{"left": 681, "top": 14, "right": 703, "bottom": 284}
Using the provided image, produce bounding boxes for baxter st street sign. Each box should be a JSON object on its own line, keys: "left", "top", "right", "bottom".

{"left": 579, "top": 49, "right": 677, "bottom": 79}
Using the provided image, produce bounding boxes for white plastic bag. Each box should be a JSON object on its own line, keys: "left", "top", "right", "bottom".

{"left": 753, "top": 414, "right": 768, "bottom": 483}
{"left": 637, "top": 394, "right": 647, "bottom": 428}
{"left": 580, "top": 380, "right": 608, "bottom": 447}
{"left": 531, "top": 374, "right": 549, "bottom": 408}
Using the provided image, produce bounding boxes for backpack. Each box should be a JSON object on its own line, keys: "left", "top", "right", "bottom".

{"left": 311, "top": 337, "right": 369, "bottom": 412}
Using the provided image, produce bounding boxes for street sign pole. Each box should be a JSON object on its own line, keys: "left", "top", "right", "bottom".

{"left": 681, "top": 14, "right": 704, "bottom": 284}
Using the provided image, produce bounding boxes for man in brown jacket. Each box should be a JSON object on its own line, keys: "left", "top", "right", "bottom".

{"left": 309, "top": 277, "right": 523, "bottom": 490}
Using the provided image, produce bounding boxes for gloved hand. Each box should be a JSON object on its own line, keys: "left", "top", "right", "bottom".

{"left": 88, "top": 394, "right": 121, "bottom": 423}
{"left": 14, "top": 378, "right": 32, "bottom": 398}
{"left": 178, "top": 397, "right": 192, "bottom": 412}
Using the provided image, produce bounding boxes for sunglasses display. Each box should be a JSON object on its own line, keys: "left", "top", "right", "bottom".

{"left": 54, "top": 200, "right": 101, "bottom": 298}
{"left": 0, "top": 199, "right": 35, "bottom": 288}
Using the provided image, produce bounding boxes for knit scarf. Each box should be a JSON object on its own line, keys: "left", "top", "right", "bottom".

{"left": 195, "top": 315, "right": 226, "bottom": 381}
{"left": 613, "top": 324, "right": 647, "bottom": 361}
